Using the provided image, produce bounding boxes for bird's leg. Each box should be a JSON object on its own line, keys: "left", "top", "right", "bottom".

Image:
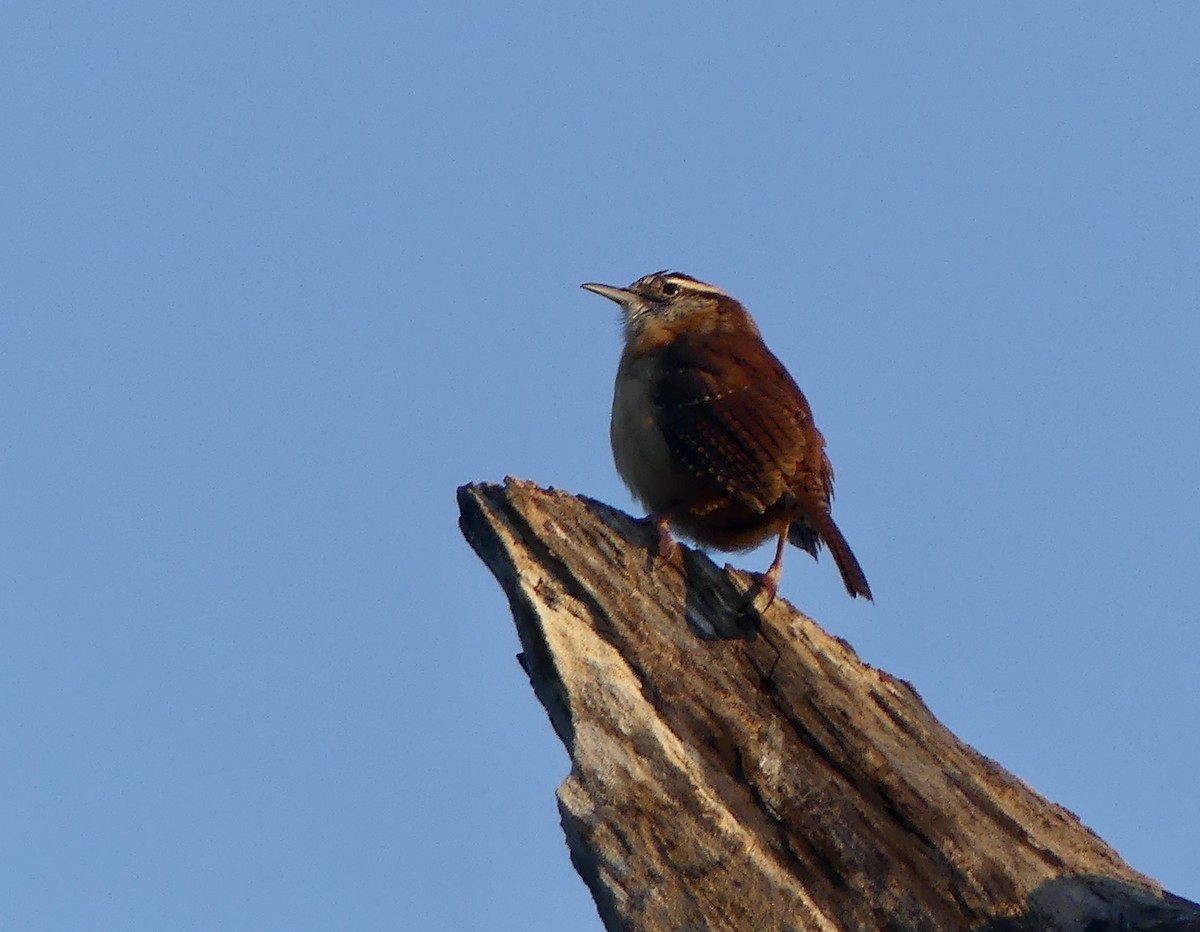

{"left": 751, "top": 524, "right": 790, "bottom": 609}
{"left": 635, "top": 513, "right": 676, "bottom": 573}
{"left": 646, "top": 513, "right": 675, "bottom": 560}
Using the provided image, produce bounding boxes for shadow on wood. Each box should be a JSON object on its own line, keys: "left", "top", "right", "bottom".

{"left": 458, "top": 478, "right": 1200, "bottom": 932}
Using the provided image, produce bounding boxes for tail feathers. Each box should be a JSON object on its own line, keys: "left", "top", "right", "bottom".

{"left": 790, "top": 512, "right": 873, "bottom": 601}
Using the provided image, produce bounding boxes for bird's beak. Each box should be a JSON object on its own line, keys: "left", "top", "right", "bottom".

{"left": 580, "top": 282, "right": 636, "bottom": 307}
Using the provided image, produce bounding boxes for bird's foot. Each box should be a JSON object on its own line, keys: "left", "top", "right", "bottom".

{"left": 744, "top": 570, "right": 780, "bottom": 611}
{"left": 637, "top": 514, "right": 676, "bottom": 571}
{"left": 652, "top": 515, "right": 674, "bottom": 560}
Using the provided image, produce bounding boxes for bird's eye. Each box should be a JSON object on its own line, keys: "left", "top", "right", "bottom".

{"left": 661, "top": 281, "right": 680, "bottom": 297}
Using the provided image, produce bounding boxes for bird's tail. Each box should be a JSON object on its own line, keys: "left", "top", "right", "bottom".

{"left": 790, "top": 512, "right": 873, "bottom": 601}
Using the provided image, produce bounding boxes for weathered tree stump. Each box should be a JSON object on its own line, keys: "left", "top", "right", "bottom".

{"left": 457, "top": 478, "right": 1200, "bottom": 932}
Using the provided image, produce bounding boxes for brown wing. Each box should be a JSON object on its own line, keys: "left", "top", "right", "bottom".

{"left": 653, "top": 331, "right": 831, "bottom": 515}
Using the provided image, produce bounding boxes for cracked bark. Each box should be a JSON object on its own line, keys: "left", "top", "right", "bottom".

{"left": 457, "top": 478, "right": 1200, "bottom": 932}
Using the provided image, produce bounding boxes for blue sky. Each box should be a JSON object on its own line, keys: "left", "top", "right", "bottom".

{"left": 2, "top": 3, "right": 1197, "bottom": 929}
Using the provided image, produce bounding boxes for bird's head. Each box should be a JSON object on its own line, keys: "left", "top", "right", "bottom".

{"left": 581, "top": 271, "right": 753, "bottom": 342}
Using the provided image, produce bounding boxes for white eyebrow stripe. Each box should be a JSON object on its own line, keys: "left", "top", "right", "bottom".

{"left": 665, "top": 275, "right": 729, "bottom": 297}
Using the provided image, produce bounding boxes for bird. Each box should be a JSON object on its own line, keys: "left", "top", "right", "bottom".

{"left": 580, "top": 270, "right": 871, "bottom": 604}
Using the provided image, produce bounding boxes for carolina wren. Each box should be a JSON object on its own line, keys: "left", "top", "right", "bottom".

{"left": 581, "top": 271, "right": 872, "bottom": 603}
